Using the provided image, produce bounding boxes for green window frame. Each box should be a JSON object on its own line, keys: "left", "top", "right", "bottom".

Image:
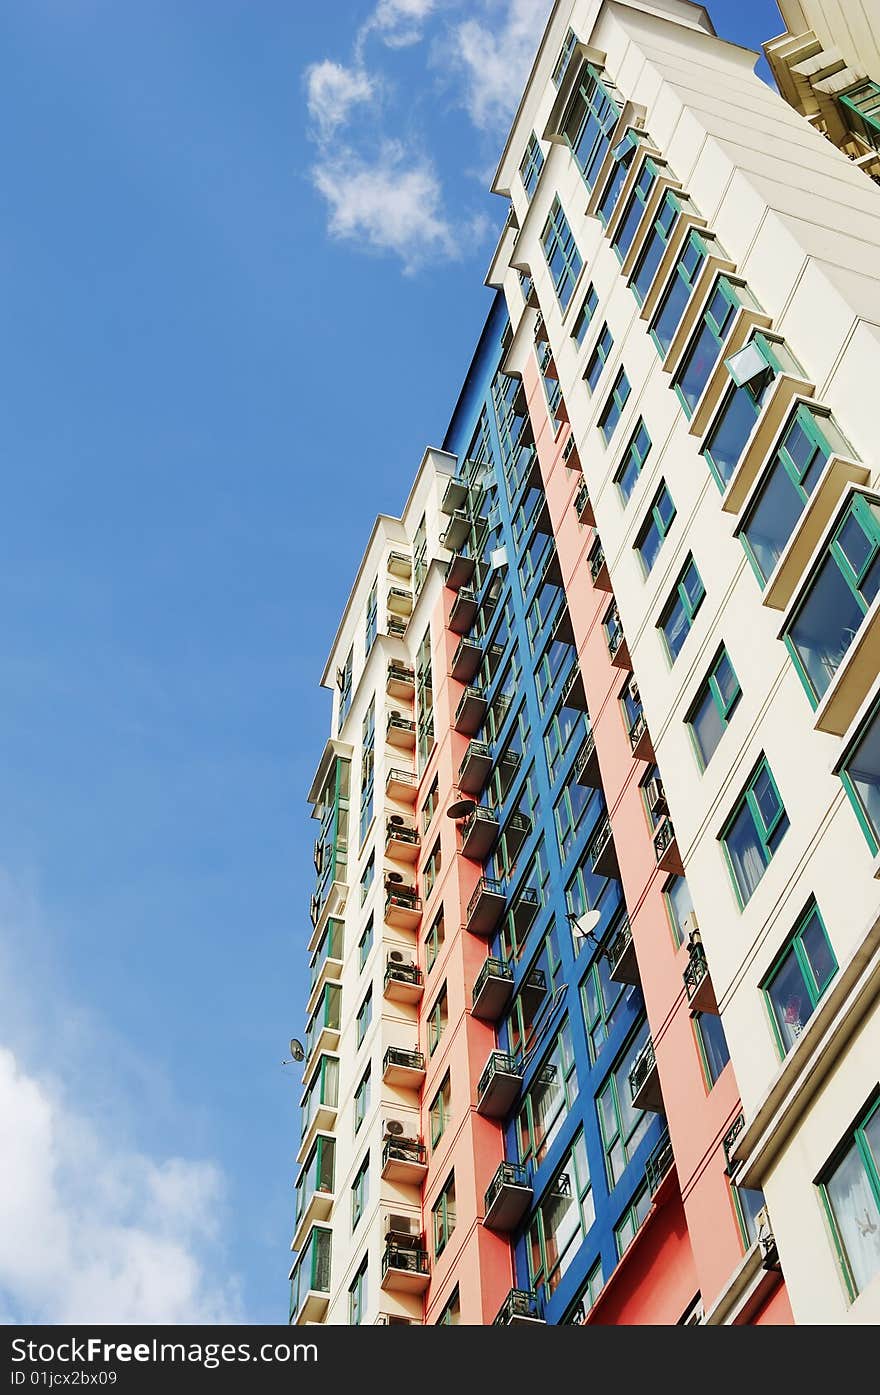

{"left": 365, "top": 578, "right": 378, "bottom": 657}
{"left": 337, "top": 647, "right": 353, "bottom": 732}
{"left": 517, "top": 1019, "right": 578, "bottom": 1167}
{"left": 437, "top": 1287, "right": 461, "bottom": 1325}
{"left": 693, "top": 1011, "right": 731, "bottom": 1088}
{"left": 596, "top": 1018, "right": 651, "bottom": 1188}
{"left": 663, "top": 874, "right": 693, "bottom": 949}
{"left": 571, "top": 283, "right": 598, "bottom": 347}
{"left": 422, "top": 777, "right": 439, "bottom": 833}
{"left": 658, "top": 555, "right": 705, "bottom": 663}
{"left": 839, "top": 694, "right": 880, "bottom": 854}
{"left": 359, "top": 697, "right": 376, "bottom": 847}
{"left": 552, "top": 27, "right": 578, "bottom": 87}
{"left": 359, "top": 851, "right": 374, "bottom": 906}
{"left": 635, "top": 482, "right": 676, "bottom": 574}
{"left": 353, "top": 1064, "right": 370, "bottom": 1135}
{"left": 432, "top": 1172, "right": 457, "bottom": 1258}
{"left": 703, "top": 334, "right": 807, "bottom": 492}
{"left": 762, "top": 900, "right": 837, "bottom": 1057}
{"left": 585, "top": 323, "right": 613, "bottom": 392}
{"left": 300, "top": 1054, "right": 340, "bottom": 1145}
{"left": 719, "top": 755, "right": 789, "bottom": 908}
{"left": 425, "top": 908, "right": 445, "bottom": 973}
{"left": 839, "top": 79, "right": 880, "bottom": 153}
{"left": 672, "top": 277, "right": 747, "bottom": 418}
{"left": 356, "top": 986, "right": 372, "bottom": 1047}
{"left": 598, "top": 367, "right": 631, "bottom": 444}
{"left": 581, "top": 947, "right": 625, "bottom": 1062}
{"left": 737, "top": 402, "right": 853, "bottom": 580}
{"left": 424, "top": 838, "right": 442, "bottom": 898}
{"left": 686, "top": 646, "right": 742, "bottom": 770}
{"left": 614, "top": 418, "right": 651, "bottom": 503}
{"left": 818, "top": 1093, "right": 880, "bottom": 1300}
{"left": 629, "top": 189, "right": 689, "bottom": 306}
{"left": 615, "top": 1183, "right": 651, "bottom": 1256}
{"left": 650, "top": 229, "right": 709, "bottom": 356}
{"left": 732, "top": 1184, "right": 767, "bottom": 1251}
{"left": 611, "top": 157, "right": 658, "bottom": 262}
{"left": 358, "top": 914, "right": 374, "bottom": 972}
{"left": 562, "top": 60, "right": 621, "bottom": 191}
{"left": 295, "top": 1135, "right": 336, "bottom": 1230}
{"left": 783, "top": 493, "right": 880, "bottom": 708}
{"left": 427, "top": 983, "right": 448, "bottom": 1056}
{"left": 351, "top": 1151, "right": 369, "bottom": 1231}
{"left": 520, "top": 131, "right": 544, "bottom": 199}
{"left": 430, "top": 1071, "right": 451, "bottom": 1148}
{"left": 348, "top": 1254, "right": 368, "bottom": 1325}
{"left": 526, "top": 1132, "right": 594, "bottom": 1297}
{"left": 596, "top": 129, "right": 643, "bottom": 227}
{"left": 541, "top": 196, "right": 583, "bottom": 311}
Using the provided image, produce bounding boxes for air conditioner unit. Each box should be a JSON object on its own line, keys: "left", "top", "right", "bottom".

{"left": 383, "top": 1118, "right": 407, "bottom": 1138}
{"left": 681, "top": 911, "right": 699, "bottom": 939}
{"left": 645, "top": 777, "right": 667, "bottom": 815}
{"left": 385, "top": 1212, "right": 415, "bottom": 1238}
{"left": 388, "top": 950, "right": 406, "bottom": 964}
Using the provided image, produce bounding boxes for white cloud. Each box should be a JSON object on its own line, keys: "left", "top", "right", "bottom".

{"left": 312, "top": 141, "right": 464, "bottom": 273}
{"left": 360, "top": 0, "right": 440, "bottom": 50}
{"left": 0, "top": 1046, "right": 240, "bottom": 1323}
{"left": 305, "top": 59, "right": 376, "bottom": 139}
{"left": 451, "top": 0, "right": 552, "bottom": 133}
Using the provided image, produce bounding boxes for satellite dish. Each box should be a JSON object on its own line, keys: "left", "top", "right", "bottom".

{"left": 282, "top": 1038, "right": 305, "bottom": 1066}
{"left": 386, "top": 1119, "right": 405, "bottom": 1136}
{"left": 571, "top": 909, "right": 602, "bottom": 940}
{"left": 447, "top": 798, "right": 477, "bottom": 820}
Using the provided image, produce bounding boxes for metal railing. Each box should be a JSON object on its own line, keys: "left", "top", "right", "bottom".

{"left": 382, "top": 1137, "right": 426, "bottom": 1170}
{"left": 645, "top": 1129, "right": 674, "bottom": 1195}
{"left": 478, "top": 1050, "right": 520, "bottom": 1102}
{"left": 459, "top": 739, "right": 492, "bottom": 774}
{"left": 653, "top": 817, "right": 676, "bottom": 861}
{"left": 574, "top": 479, "right": 590, "bottom": 515}
{"left": 605, "top": 917, "right": 633, "bottom": 974}
{"left": 589, "top": 544, "right": 607, "bottom": 581}
{"left": 384, "top": 962, "right": 423, "bottom": 990}
{"left": 472, "top": 957, "right": 513, "bottom": 1004}
{"left": 683, "top": 941, "right": 709, "bottom": 1003}
{"left": 493, "top": 1289, "right": 542, "bottom": 1325}
{"left": 381, "top": 1247, "right": 429, "bottom": 1280}
{"left": 574, "top": 730, "right": 596, "bottom": 780}
{"left": 629, "top": 1038, "right": 657, "bottom": 1102}
{"left": 387, "top": 661, "right": 415, "bottom": 684}
{"left": 484, "top": 1161, "right": 529, "bottom": 1212}
{"left": 628, "top": 711, "right": 647, "bottom": 750}
{"left": 466, "top": 876, "right": 506, "bottom": 922}
{"left": 723, "top": 1113, "right": 745, "bottom": 1173}
{"left": 383, "top": 1046, "right": 425, "bottom": 1074}
{"left": 386, "top": 767, "right": 416, "bottom": 789}
{"left": 385, "top": 889, "right": 422, "bottom": 915}
{"left": 590, "top": 817, "right": 614, "bottom": 869}
{"left": 385, "top": 821, "right": 418, "bottom": 845}
{"left": 387, "top": 550, "right": 411, "bottom": 572}
{"left": 455, "top": 685, "right": 485, "bottom": 720}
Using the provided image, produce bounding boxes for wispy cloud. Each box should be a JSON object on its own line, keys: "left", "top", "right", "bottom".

{"left": 358, "top": 0, "right": 441, "bottom": 51}
{"left": 305, "top": 60, "right": 376, "bottom": 140}
{"left": 449, "top": 0, "right": 552, "bottom": 133}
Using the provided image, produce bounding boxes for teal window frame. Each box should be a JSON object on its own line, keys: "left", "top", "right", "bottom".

{"left": 526, "top": 1132, "right": 594, "bottom": 1298}
{"left": 581, "top": 948, "right": 625, "bottom": 1063}
{"left": 782, "top": 493, "right": 880, "bottom": 708}
{"left": 520, "top": 131, "right": 544, "bottom": 199}
{"left": 839, "top": 80, "right": 880, "bottom": 153}
{"left": 649, "top": 229, "right": 710, "bottom": 356}
{"left": 685, "top": 646, "right": 742, "bottom": 770}
{"left": 432, "top": 1172, "right": 456, "bottom": 1258}
{"left": 614, "top": 418, "right": 651, "bottom": 503}
{"left": 628, "top": 189, "right": 689, "bottom": 306}
{"left": 348, "top": 1255, "right": 368, "bottom": 1325}
{"left": 358, "top": 914, "right": 374, "bottom": 972}
{"left": 611, "top": 157, "right": 658, "bottom": 262}
{"left": 818, "top": 1093, "right": 880, "bottom": 1300}
{"left": 356, "top": 986, "right": 372, "bottom": 1047}
{"left": 839, "top": 694, "right": 880, "bottom": 855}
{"left": 615, "top": 1183, "right": 651, "bottom": 1256}
{"left": 437, "top": 1287, "right": 460, "bottom": 1325}
{"left": 295, "top": 1134, "right": 336, "bottom": 1230}
{"left": 693, "top": 1011, "right": 731, "bottom": 1088}
{"left": 337, "top": 648, "right": 353, "bottom": 731}
{"left": 552, "top": 27, "right": 578, "bottom": 88}
{"left": 541, "top": 196, "right": 583, "bottom": 311}
{"left": 365, "top": 578, "right": 378, "bottom": 657}
{"left": 427, "top": 982, "right": 448, "bottom": 1056}
{"left": 585, "top": 323, "right": 614, "bottom": 392}
{"left": 658, "top": 555, "right": 705, "bottom": 663}
{"left": 300, "top": 1054, "right": 339, "bottom": 1144}
{"left": 672, "top": 277, "right": 745, "bottom": 418}
{"left": 430, "top": 1071, "right": 451, "bottom": 1148}
{"left": 596, "top": 1018, "right": 651, "bottom": 1188}
{"left": 732, "top": 1184, "right": 766, "bottom": 1251}
{"left": 359, "top": 851, "right": 374, "bottom": 906}
{"left": 517, "top": 1019, "right": 578, "bottom": 1168}
{"left": 719, "top": 755, "right": 789, "bottom": 908}
{"left": 359, "top": 697, "right": 375, "bottom": 847}
{"left": 425, "top": 908, "right": 445, "bottom": 973}
{"left": 562, "top": 61, "right": 621, "bottom": 191}
{"left": 596, "top": 130, "right": 644, "bottom": 227}
{"left": 737, "top": 403, "right": 853, "bottom": 581}
{"left": 703, "top": 334, "right": 806, "bottom": 492}
{"left": 351, "top": 1151, "right": 369, "bottom": 1231}
{"left": 663, "top": 874, "right": 693, "bottom": 949}
{"left": 571, "top": 283, "right": 598, "bottom": 347}
{"left": 762, "top": 900, "right": 837, "bottom": 1057}
{"left": 635, "top": 482, "right": 676, "bottom": 574}
{"left": 598, "top": 367, "right": 631, "bottom": 444}
{"left": 353, "top": 1064, "right": 370, "bottom": 1135}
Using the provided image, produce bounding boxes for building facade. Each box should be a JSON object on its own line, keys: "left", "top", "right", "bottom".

{"left": 292, "top": 0, "right": 880, "bottom": 1326}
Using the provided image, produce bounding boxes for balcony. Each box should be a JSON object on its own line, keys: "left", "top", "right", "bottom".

{"left": 451, "top": 636, "right": 483, "bottom": 683}
{"left": 384, "top": 887, "right": 423, "bottom": 930}
{"left": 723, "top": 1113, "right": 745, "bottom": 1175}
{"left": 465, "top": 876, "right": 506, "bottom": 936}
{"left": 562, "top": 434, "right": 581, "bottom": 472}
{"left": 445, "top": 551, "right": 476, "bottom": 592}
{"left": 381, "top": 1137, "right": 428, "bottom": 1185}
{"left": 388, "top": 586, "right": 413, "bottom": 618}
{"left": 607, "top": 621, "right": 631, "bottom": 671}
{"left": 562, "top": 663, "right": 588, "bottom": 710}
{"left": 382, "top": 1046, "right": 426, "bottom": 1090}
{"left": 510, "top": 886, "right": 540, "bottom": 937}
{"left": 628, "top": 710, "right": 654, "bottom": 762}
{"left": 653, "top": 816, "right": 683, "bottom": 875}
{"left": 551, "top": 605, "right": 575, "bottom": 647}
{"left": 477, "top": 1051, "right": 523, "bottom": 1119}
{"left": 388, "top": 549, "right": 412, "bottom": 579}
{"left": 606, "top": 916, "right": 639, "bottom": 986}
{"left": 386, "top": 767, "right": 418, "bottom": 804}
{"left": 387, "top": 713, "right": 416, "bottom": 750}
{"left": 574, "top": 478, "right": 595, "bottom": 525}
{"left": 573, "top": 730, "right": 601, "bottom": 787}
{"left": 441, "top": 476, "right": 470, "bottom": 515}
{"left": 683, "top": 936, "right": 717, "bottom": 1014}
{"left": 493, "top": 1288, "right": 544, "bottom": 1326}
{"left": 589, "top": 543, "right": 612, "bottom": 591}
{"left": 590, "top": 817, "right": 619, "bottom": 879}
{"left": 387, "top": 614, "right": 407, "bottom": 639}
{"left": 384, "top": 960, "right": 424, "bottom": 1005}
{"left": 449, "top": 586, "right": 479, "bottom": 635}
{"left": 441, "top": 509, "right": 473, "bottom": 552}
{"left": 458, "top": 740, "right": 493, "bottom": 796}
{"left": 483, "top": 1161, "right": 533, "bottom": 1232}
{"left": 454, "top": 685, "right": 487, "bottom": 736}
{"left": 381, "top": 1243, "right": 430, "bottom": 1295}
{"left": 503, "top": 812, "right": 532, "bottom": 862}
{"left": 385, "top": 817, "right": 419, "bottom": 863}
{"left": 471, "top": 957, "right": 514, "bottom": 1022}
{"left": 645, "top": 1128, "right": 675, "bottom": 1199}
{"left": 629, "top": 1038, "right": 663, "bottom": 1113}
{"left": 387, "top": 660, "right": 415, "bottom": 701}
{"left": 460, "top": 805, "right": 501, "bottom": 860}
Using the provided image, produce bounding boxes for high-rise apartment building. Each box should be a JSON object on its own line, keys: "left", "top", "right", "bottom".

{"left": 292, "top": 0, "right": 880, "bottom": 1327}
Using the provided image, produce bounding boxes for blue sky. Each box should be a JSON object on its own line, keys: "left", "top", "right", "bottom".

{"left": 0, "top": 0, "right": 782, "bottom": 1323}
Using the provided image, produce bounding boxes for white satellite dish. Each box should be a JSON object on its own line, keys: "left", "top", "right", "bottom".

{"left": 571, "top": 909, "right": 602, "bottom": 941}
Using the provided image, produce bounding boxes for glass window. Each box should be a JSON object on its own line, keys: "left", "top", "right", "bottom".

{"left": 518, "top": 1019, "right": 579, "bottom": 1167}
{"left": 597, "top": 1019, "right": 652, "bottom": 1187}
{"left": 542, "top": 196, "right": 583, "bottom": 310}
{"left": 596, "top": 132, "right": 640, "bottom": 226}
{"left": 585, "top": 324, "right": 613, "bottom": 392}
{"left": 365, "top": 579, "right": 378, "bottom": 657}
{"left": 349, "top": 1255, "right": 368, "bottom": 1325}
{"left": 581, "top": 949, "right": 625, "bottom": 1062}
{"left": 356, "top": 987, "right": 372, "bottom": 1047}
{"left": 437, "top": 1287, "right": 461, "bottom": 1325}
{"left": 635, "top": 482, "right": 676, "bottom": 574}
{"left": 658, "top": 555, "right": 705, "bottom": 663}
{"left": 673, "top": 278, "right": 743, "bottom": 416}
{"left": 650, "top": 230, "right": 708, "bottom": 355}
{"left": 820, "top": 1096, "right": 880, "bottom": 1298}
{"left": 721, "top": 756, "right": 789, "bottom": 906}
{"left": 520, "top": 131, "right": 544, "bottom": 199}
{"left": 614, "top": 418, "right": 651, "bottom": 503}
{"left": 615, "top": 1184, "right": 651, "bottom": 1255}
{"left": 358, "top": 915, "right": 374, "bottom": 972}
{"left": 571, "top": 283, "right": 598, "bottom": 347}
{"left": 360, "top": 852, "right": 374, "bottom": 906}
{"left": 611, "top": 158, "right": 657, "bottom": 261}
{"left": 432, "top": 1172, "right": 457, "bottom": 1257}
{"left": 428, "top": 984, "right": 448, "bottom": 1056}
{"left": 354, "top": 1064, "right": 370, "bottom": 1135}
{"left": 424, "top": 838, "right": 442, "bottom": 898}
{"left": 686, "top": 646, "right": 742, "bottom": 768}
{"left": 663, "top": 875, "right": 693, "bottom": 949}
{"left": 763, "top": 901, "right": 837, "bottom": 1055}
{"left": 733, "top": 1185, "right": 767, "bottom": 1249}
{"left": 351, "top": 1152, "right": 369, "bottom": 1230}
{"left": 337, "top": 648, "right": 353, "bottom": 732}
{"left": 695, "top": 1012, "right": 730, "bottom": 1086}
{"left": 841, "top": 698, "right": 880, "bottom": 854}
{"left": 562, "top": 61, "right": 621, "bottom": 191}
{"left": 425, "top": 908, "right": 445, "bottom": 973}
{"left": 552, "top": 27, "right": 578, "bottom": 87}
{"left": 422, "top": 777, "right": 439, "bottom": 833}
{"left": 527, "top": 1132, "right": 594, "bottom": 1296}
{"left": 598, "top": 367, "right": 631, "bottom": 443}
{"left": 838, "top": 79, "right": 880, "bottom": 151}
{"left": 784, "top": 494, "right": 880, "bottom": 706}
{"left": 430, "top": 1071, "right": 451, "bottom": 1148}
{"left": 629, "top": 189, "right": 682, "bottom": 305}
{"left": 702, "top": 333, "right": 805, "bottom": 490}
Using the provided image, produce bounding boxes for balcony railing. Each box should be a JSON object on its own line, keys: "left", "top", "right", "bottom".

{"left": 467, "top": 876, "right": 505, "bottom": 924}
{"left": 723, "top": 1113, "right": 745, "bottom": 1174}
{"left": 493, "top": 1289, "right": 543, "bottom": 1326}
{"left": 645, "top": 1128, "right": 675, "bottom": 1195}
{"left": 683, "top": 941, "right": 709, "bottom": 1002}
{"left": 383, "top": 1046, "right": 425, "bottom": 1074}
{"left": 484, "top": 1160, "right": 529, "bottom": 1213}
{"left": 629, "top": 1038, "right": 657, "bottom": 1103}
{"left": 472, "top": 956, "right": 513, "bottom": 1003}
{"left": 387, "top": 615, "right": 407, "bottom": 637}
{"left": 384, "top": 961, "right": 423, "bottom": 990}
{"left": 628, "top": 711, "right": 648, "bottom": 751}
{"left": 387, "top": 660, "right": 415, "bottom": 686}
{"left": 386, "top": 767, "right": 417, "bottom": 791}
{"left": 605, "top": 916, "right": 638, "bottom": 984}
{"left": 478, "top": 1050, "right": 520, "bottom": 1102}
{"left": 387, "top": 714, "right": 416, "bottom": 736}
{"left": 381, "top": 1247, "right": 429, "bottom": 1280}
{"left": 589, "top": 545, "right": 607, "bottom": 582}
{"left": 386, "top": 820, "right": 418, "bottom": 846}
{"left": 381, "top": 1137, "right": 426, "bottom": 1171}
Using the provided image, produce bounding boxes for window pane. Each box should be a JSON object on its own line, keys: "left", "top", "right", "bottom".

{"left": 726, "top": 804, "right": 766, "bottom": 901}
{"left": 705, "top": 386, "right": 761, "bottom": 486}
{"left": 768, "top": 947, "right": 813, "bottom": 1051}
{"left": 692, "top": 687, "right": 724, "bottom": 766}
{"left": 847, "top": 711, "right": 880, "bottom": 843}
{"left": 789, "top": 555, "right": 865, "bottom": 701}
{"left": 752, "top": 766, "right": 781, "bottom": 833}
{"left": 827, "top": 1139, "right": 880, "bottom": 1295}
{"left": 714, "top": 651, "right": 739, "bottom": 709}
{"left": 697, "top": 1013, "right": 730, "bottom": 1083}
{"left": 800, "top": 910, "right": 836, "bottom": 993}
{"left": 742, "top": 462, "right": 806, "bottom": 582}
{"left": 663, "top": 597, "right": 688, "bottom": 660}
